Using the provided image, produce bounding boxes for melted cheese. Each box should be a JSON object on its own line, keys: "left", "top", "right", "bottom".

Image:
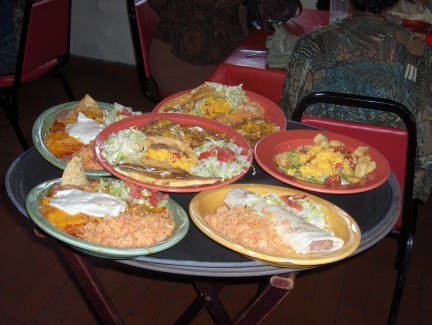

{"left": 298, "top": 146, "right": 351, "bottom": 179}
{"left": 144, "top": 148, "right": 195, "bottom": 171}
{"left": 65, "top": 112, "right": 103, "bottom": 144}
{"left": 200, "top": 97, "right": 231, "bottom": 118}
{"left": 47, "top": 189, "right": 127, "bottom": 217}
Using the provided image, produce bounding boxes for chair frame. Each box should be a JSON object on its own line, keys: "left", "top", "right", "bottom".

{"left": 127, "top": 0, "right": 162, "bottom": 102}
{"left": 292, "top": 91, "right": 418, "bottom": 325}
{"left": 0, "top": 0, "right": 76, "bottom": 151}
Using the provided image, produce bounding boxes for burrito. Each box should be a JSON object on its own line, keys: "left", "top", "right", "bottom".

{"left": 223, "top": 187, "right": 344, "bottom": 254}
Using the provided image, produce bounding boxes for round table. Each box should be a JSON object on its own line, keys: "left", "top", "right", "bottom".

{"left": 6, "top": 123, "right": 401, "bottom": 277}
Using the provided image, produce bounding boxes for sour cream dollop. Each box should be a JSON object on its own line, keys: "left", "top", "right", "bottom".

{"left": 65, "top": 112, "right": 103, "bottom": 144}
{"left": 48, "top": 189, "right": 127, "bottom": 217}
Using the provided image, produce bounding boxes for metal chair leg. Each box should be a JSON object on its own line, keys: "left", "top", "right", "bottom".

{"left": 388, "top": 201, "right": 418, "bottom": 325}
{"left": 52, "top": 66, "right": 76, "bottom": 101}
{"left": 1, "top": 92, "right": 29, "bottom": 151}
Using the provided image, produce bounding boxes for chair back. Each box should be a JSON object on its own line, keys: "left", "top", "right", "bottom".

{"left": 129, "top": 0, "right": 160, "bottom": 80}
{"left": 15, "top": 0, "right": 71, "bottom": 85}
{"left": 292, "top": 92, "right": 417, "bottom": 230}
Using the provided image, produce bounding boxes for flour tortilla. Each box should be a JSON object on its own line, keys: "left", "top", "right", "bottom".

{"left": 114, "top": 165, "right": 221, "bottom": 187}
{"left": 223, "top": 187, "right": 344, "bottom": 254}
{"left": 61, "top": 155, "right": 89, "bottom": 186}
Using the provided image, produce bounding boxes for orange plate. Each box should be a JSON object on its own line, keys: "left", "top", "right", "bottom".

{"left": 254, "top": 130, "right": 390, "bottom": 194}
{"left": 153, "top": 89, "right": 287, "bottom": 132}
{"left": 94, "top": 113, "right": 253, "bottom": 193}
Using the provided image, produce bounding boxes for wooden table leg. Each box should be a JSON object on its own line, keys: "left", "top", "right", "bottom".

{"left": 56, "top": 240, "right": 125, "bottom": 325}
{"left": 175, "top": 272, "right": 295, "bottom": 325}
{"left": 174, "top": 282, "right": 226, "bottom": 325}
{"left": 232, "top": 272, "right": 295, "bottom": 325}
{"left": 193, "top": 281, "right": 231, "bottom": 325}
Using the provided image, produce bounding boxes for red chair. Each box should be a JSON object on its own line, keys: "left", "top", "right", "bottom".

{"left": 127, "top": 0, "right": 171, "bottom": 102}
{"left": 0, "top": 0, "right": 75, "bottom": 151}
{"left": 292, "top": 91, "right": 418, "bottom": 325}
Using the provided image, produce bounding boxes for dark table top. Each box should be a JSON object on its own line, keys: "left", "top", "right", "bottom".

{"left": 6, "top": 122, "right": 401, "bottom": 277}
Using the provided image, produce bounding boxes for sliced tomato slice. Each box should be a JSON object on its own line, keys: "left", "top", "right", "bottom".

{"left": 281, "top": 195, "right": 303, "bottom": 211}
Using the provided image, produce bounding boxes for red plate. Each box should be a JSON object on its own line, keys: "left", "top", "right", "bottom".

{"left": 94, "top": 113, "right": 253, "bottom": 193}
{"left": 254, "top": 130, "right": 390, "bottom": 194}
{"left": 153, "top": 90, "right": 287, "bottom": 132}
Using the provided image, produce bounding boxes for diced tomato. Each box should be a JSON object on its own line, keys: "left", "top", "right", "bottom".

{"left": 172, "top": 152, "right": 181, "bottom": 160}
{"left": 159, "top": 193, "right": 169, "bottom": 200}
{"left": 345, "top": 154, "right": 354, "bottom": 162}
{"left": 198, "top": 147, "right": 217, "bottom": 160}
{"left": 127, "top": 182, "right": 142, "bottom": 198}
{"left": 148, "top": 190, "right": 168, "bottom": 206}
{"left": 118, "top": 108, "right": 133, "bottom": 117}
{"left": 281, "top": 196, "right": 303, "bottom": 211}
{"left": 335, "top": 162, "right": 344, "bottom": 170}
{"left": 333, "top": 146, "right": 351, "bottom": 154}
{"left": 198, "top": 145, "right": 236, "bottom": 162}
{"left": 217, "top": 148, "right": 236, "bottom": 162}
{"left": 324, "top": 174, "right": 341, "bottom": 185}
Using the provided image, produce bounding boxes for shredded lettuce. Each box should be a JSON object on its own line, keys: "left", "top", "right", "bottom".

{"left": 259, "top": 193, "right": 329, "bottom": 232}
{"left": 99, "top": 127, "right": 146, "bottom": 164}
{"left": 202, "top": 82, "right": 249, "bottom": 109}
{"left": 190, "top": 139, "right": 251, "bottom": 180}
{"left": 97, "top": 179, "right": 167, "bottom": 207}
{"left": 103, "top": 103, "right": 142, "bottom": 126}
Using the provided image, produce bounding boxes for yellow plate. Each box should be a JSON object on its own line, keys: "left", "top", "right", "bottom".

{"left": 189, "top": 184, "right": 361, "bottom": 267}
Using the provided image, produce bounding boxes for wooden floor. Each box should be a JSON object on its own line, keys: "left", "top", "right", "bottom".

{"left": 0, "top": 57, "right": 431, "bottom": 324}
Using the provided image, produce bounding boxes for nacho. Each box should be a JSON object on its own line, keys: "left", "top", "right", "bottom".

{"left": 61, "top": 155, "right": 89, "bottom": 186}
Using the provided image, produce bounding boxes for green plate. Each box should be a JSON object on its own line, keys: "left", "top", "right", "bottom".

{"left": 26, "top": 178, "right": 189, "bottom": 259}
{"left": 32, "top": 101, "right": 113, "bottom": 176}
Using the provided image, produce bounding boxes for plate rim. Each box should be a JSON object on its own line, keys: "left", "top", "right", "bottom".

{"left": 254, "top": 129, "right": 390, "bottom": 194}
{"left": 25, "top": 178, "right": 190, "bottom": 258}
{"left": 93, "top": 112, "right": 253, "bottom": 193}
{"left": 32, "top": 101, "right": 114, "bottom": 177}
{"left": 188, "top": 183, "right": 362, "bottom": 266}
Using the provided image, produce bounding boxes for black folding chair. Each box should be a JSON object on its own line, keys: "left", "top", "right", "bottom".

{"left": 292, "top": 91, "right": 418, "bottom": 325}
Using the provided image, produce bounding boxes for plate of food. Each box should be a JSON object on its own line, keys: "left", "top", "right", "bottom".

{"left": 32, "top": 94, "right": 142, "bottom": 176}
{"left": 93, "top": 113, "right": 253, "bottom": 192}
{"left": 254, "top": 130, "right": 390, "bottom": 194}
{"left": 153, "top": 82, "right": 286, "bottom": 148}
{"left": 26, "top": 156, "right": 189, "bottom": 259}
{"left": 189, "top": 184, "right": 361, "bottom": 266}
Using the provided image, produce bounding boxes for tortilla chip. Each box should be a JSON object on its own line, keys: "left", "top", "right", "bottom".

{"left": 61, "top": 155, "right": 89, "bottom": 186}
{"left": 77, "top": 94, "right": 99, "bottom": 109}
